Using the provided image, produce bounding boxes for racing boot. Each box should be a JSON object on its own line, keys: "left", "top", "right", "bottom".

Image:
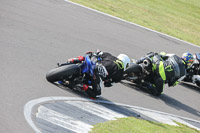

{"left": 141, "top": 82, "right": 160, "bottom": 96}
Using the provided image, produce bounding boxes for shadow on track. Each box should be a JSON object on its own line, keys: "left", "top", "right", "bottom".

{"left": 120, "top": 81, "right": 200, "bottom": 118}
{"left": 120, "top": 81, "right": 159, "bottom": 99}
{"left": 48, "top": 82, "right": 156, "bottom": 122}
{"left": 51, "top": 82, "right": 89, "bottom": 98}
{"left": 180, "top": 82, "right": 200, "bottom": 94}
{"left": 159, "top": 94, "right": 200, "bottom": 118}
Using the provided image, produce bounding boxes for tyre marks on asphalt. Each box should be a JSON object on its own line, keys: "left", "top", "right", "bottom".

{"left": 37, "top": 106, "right": 92, "bottom": 133}
{"left": 65, "top": 101, "right": 127, "bottom": 120}
{"left": 24, "top": 97, "right": 200, "bottom": 133}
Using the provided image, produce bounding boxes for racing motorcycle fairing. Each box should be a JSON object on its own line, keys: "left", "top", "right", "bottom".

{"left": 81, "top": 55, "right": 96, "bottom": 77}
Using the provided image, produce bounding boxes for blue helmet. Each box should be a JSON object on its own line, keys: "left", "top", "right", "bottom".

{"left": 181, "top": 52, "right": 194, "bottom": 69}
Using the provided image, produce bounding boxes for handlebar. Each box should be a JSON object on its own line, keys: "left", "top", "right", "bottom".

{"left": 57, "top": 62, "right": 71, "bottom": 67}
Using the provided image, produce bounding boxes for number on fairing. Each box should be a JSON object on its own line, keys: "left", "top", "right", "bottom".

{"left": 97, "top": 64, "right": 108, "bottom": 77}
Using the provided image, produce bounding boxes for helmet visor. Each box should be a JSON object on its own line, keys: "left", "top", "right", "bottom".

{"left": 126, "top": 63, "right": 129, "bottom": 69}
{"left": 187, "top": 59, "right": 194, "bottom": 68}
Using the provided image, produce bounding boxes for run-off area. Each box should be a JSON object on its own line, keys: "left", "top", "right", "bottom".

{"left": 24, "top": 97, "right": 200, "bottom": 133}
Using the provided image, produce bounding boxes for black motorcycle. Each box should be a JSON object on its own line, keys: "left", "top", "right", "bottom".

{"left": 123, "top": 58, "right": 154, "bottom": 90}
{"left": 123, "top": 53, "right": 200, "bottom": 90}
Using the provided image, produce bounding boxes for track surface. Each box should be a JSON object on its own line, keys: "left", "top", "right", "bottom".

{"left": 0, "top": 0, "right": 199, "bottom": 132}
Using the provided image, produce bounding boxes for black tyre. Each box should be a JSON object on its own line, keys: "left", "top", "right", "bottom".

{"left": 124, "top": 63, "right": 142, "bottom": 75}
{"left": 196, "top": 80, "right": 200, "bottom": 87}
{"left": 46, "top": 64, "right": 81, "bottom": 82}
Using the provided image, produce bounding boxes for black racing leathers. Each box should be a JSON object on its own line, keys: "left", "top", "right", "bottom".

{"left": 88, "top": 52, "right": 124, "bottom": 98}
{"left": 137, "top": 52, "right": 186, "bottom": 96}
{"left": 164, "top": 55, "right": 186, "bottom": 86}
{"left": 97, "top": 52, "right": 124, "bottom": 83}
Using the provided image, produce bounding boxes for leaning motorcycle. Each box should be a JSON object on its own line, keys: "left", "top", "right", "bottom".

{"left": 123, "top": 58, "right": 154, "bottom": 91}
{"left": 182, "top": 53, "right": 200, "bottom": 87}
{"left": 46, "top": 55, "right": 104, "bottom": 91}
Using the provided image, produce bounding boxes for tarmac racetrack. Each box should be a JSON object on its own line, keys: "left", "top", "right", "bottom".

{"left": 0, "top": 0, "right": 200, "bottom": 132}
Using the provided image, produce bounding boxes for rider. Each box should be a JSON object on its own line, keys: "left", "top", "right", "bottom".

{"left": 136, "top": 52, "right": 194, "bottom": 96}
{"left": 67, "top": 50, "right": 131, "bottom": 99}
{"left": 183, "top": 52, "right": 198, "bottom": 84}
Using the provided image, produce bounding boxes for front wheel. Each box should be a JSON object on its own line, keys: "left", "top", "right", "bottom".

{"left": 46, "top": 64, "right": 81, "bottom": 83}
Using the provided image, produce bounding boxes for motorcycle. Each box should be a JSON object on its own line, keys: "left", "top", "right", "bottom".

{"left": 46, "top": 55, "right": 106, "bottom": 92}
{"left": 182, "top": 53, "right": 200, "bottom": 87}
{"left": 123, "top": 53, "right": 200, "bottom": 91}
{"left": 123, "top": 58, "right": 154, "bottom": 91}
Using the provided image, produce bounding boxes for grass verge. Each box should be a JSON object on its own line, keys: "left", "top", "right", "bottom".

{"left": 91, "top": 117, "right": 200, "bottom": 133}
{"left": 70, "top": 0, "right": 200, "bottom": 45}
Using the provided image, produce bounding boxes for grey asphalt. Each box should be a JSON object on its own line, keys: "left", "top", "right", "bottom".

{"left": 0, "top": 0, "right": 199, "bottom": 132}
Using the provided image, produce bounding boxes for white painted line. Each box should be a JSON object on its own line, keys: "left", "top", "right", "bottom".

{"left": 64, "top": 0, "right": 200, "bottom": 48}
{"left": 24, "top": 97, "right": 200, "bottom": 132}
{"left": 66, "top": 101, "right": 123, "bottom": 120}
{"left": 37, "top": 106, "right": 92, "bottom": 133}
{"left": 24, "top": 97, "right": 92, "bottom": 133}
{"left": 24, "top": 97, "right": 93, "bottom": 133}
{"left": 170, "top": 117, "right": 200, "bottom": 130}
{"left": 84, "top": 101, "right": 127, "bottom": 118}
{"left": 170, "top": 116, "right": 200, "bottom": 130}
{"left": 66, "top": 101, "right": 126, "bottom": 118}
{"left": 133, "top": 108, "right": 179, "bottom": 126}
{"left": 103, "top": 101, "right": 200, "bottom": 125}
{"left": 132, "top": 108, "right": 200, "bottom": 130}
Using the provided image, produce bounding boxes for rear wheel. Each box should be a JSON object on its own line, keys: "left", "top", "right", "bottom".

{"left": 196, "top": 80, "right": 200, "bottom": 87}
{"left": 46, "top": 64, "right": 81, "bottom": 83}
{"left": 123, "top": 63, "right": 143, "bottom": 83}
{"left": 124, "top": 63, "right": 142, "bottom": 75}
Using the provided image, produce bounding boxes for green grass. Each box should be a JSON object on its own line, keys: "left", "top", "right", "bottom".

{"left": 90, "top": 117, "right": 200, "bottom": 133}
{"left": 70, "top": 0, "right": 200, "bottom": 45}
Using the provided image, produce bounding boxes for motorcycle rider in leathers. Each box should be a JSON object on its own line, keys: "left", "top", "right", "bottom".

{"left": 136, "top": 52, "right": 194, "bottom": 96}
{"left": 67, "top": 50, "right": 131, "bottom": 99}
{"left": 182, "top": 52, "right": 198, "bottom": 85}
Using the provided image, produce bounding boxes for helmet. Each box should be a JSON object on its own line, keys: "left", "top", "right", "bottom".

{"left": 181, "top": 52, "right": 194, "bottom": 69}
{"left": 117, "top": 54, "right": 131, "bottom": 71}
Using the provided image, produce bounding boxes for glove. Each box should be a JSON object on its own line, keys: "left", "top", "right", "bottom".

{"left": 67, "top": 58, "right": 74, "bottom": 63}
{"left": 67, "top": 56, "right": 84, "bottom": 63}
